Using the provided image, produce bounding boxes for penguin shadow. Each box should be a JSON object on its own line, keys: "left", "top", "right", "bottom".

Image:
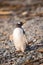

{"left": 25, "top": 45, "right": 31, "bottom": 51}
{"left": 26, "top": 40, "right": 43, "bottom": 52}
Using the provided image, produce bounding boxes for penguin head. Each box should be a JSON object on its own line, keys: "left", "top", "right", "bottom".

{"left": 16, "top": 22, "right": 23, "bottom": 28}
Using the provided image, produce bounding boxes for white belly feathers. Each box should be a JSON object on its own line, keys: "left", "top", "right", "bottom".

{"left": 13, "top": 28, "right": 27, "bottom": 52}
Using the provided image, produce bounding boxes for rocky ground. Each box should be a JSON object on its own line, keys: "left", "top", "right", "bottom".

{"left": 0, "top": 0, "right": 43, "bottom": 65}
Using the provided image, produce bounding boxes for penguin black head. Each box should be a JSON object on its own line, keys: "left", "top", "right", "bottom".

{"left": 16, "top": 22, "right": 23, "bottom": 28}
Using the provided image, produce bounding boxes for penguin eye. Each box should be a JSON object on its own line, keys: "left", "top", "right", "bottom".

{"left": 18, "top": 22, "right": 23, "bottom": 26}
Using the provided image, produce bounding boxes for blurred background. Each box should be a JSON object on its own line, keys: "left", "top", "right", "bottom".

{"left": 0, "top": 0, "right": 43, "bottom": 65}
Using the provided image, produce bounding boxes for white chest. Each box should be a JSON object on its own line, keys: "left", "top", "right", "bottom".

{"left": 13, "top": 28, "right": 26, "bottom": 52}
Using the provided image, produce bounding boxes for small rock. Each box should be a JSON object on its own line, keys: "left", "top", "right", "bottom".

{"left": 21, "top": 11, "right": 28, "bottom": 16}
{"left": 37, "top": 48, "right": 43, "bottom": 53}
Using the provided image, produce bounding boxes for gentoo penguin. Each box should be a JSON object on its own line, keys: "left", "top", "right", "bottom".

{"left": 13, "top": 22, "right": 27, "bottom": 52}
